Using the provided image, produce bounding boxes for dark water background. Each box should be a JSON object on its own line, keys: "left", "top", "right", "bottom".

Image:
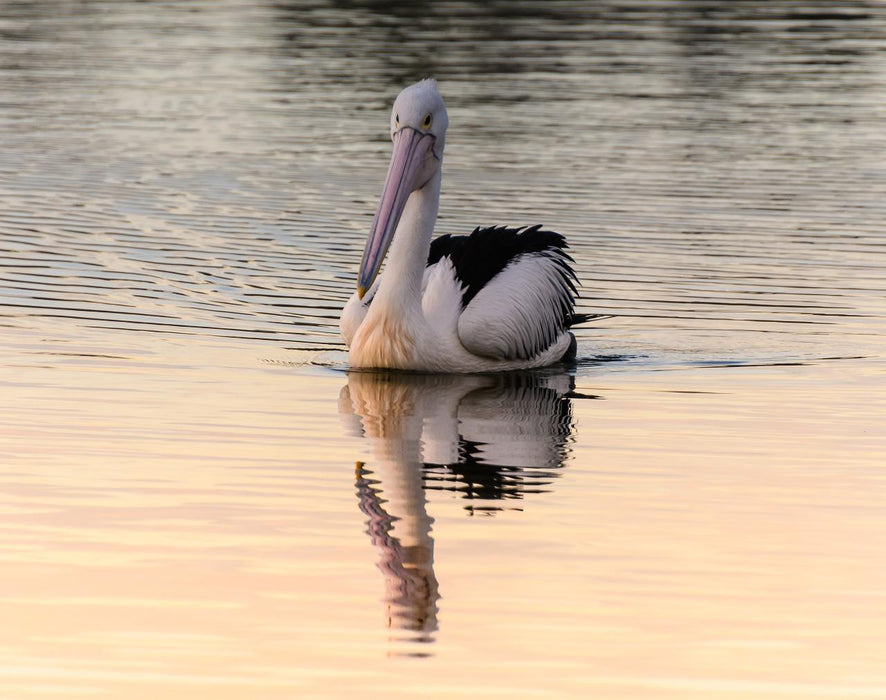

{"left": 3, "top": 0, "right": 884, "bottom": 363}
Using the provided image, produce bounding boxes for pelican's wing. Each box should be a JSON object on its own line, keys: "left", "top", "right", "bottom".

{"left": 428, "top": 225, "right": 580, "bottom": 361}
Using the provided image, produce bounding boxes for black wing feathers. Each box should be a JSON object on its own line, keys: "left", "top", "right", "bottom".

{"left": 428, "top": 224, "right": 578, "bottom": 314}
{"left": 427, "top": 225, "right": 589, "bottom": 360}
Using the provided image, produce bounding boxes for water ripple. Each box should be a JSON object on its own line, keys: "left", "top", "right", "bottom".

{"left": 1, "top": 0, "right": 884, "bottom": 367}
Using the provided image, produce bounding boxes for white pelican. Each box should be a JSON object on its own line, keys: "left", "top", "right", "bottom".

{"left": 341, "top": 79, "right": 595, "bottom": 373}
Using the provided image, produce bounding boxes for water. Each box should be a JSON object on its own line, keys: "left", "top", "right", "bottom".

{"left": 1, "top": 1, "right": 885, "bottom": 697}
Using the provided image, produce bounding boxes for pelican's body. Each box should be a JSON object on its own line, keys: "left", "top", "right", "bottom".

{"left": 341, "top": 80, "right": 591, "bottom": 373}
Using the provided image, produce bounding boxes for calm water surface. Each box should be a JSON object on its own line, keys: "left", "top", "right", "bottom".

{"left": 2, "top": 1, "right": 885, "bottom": 698}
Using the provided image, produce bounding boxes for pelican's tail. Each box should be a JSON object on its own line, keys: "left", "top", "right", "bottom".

{"left": 569, "top": 313, "right": 613, "bottom": 327}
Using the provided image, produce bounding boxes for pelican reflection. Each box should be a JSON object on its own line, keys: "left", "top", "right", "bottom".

{"left": 339, "top": 370, "right": 592, "bottom": 648}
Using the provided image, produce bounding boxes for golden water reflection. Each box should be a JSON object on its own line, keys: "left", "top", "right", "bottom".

{"left": 339, "top": 370, "right": 590, "bottom": 648}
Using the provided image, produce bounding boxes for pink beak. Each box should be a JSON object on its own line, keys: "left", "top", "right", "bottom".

{"left": 357, "top": 127, "right": 436, "bottom": 298}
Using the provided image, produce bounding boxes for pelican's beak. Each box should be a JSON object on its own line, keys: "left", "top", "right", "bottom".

{"left": 357, "top": 127, "right": 436, "bottom": 298}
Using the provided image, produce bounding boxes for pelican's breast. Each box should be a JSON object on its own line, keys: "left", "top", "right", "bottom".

{"left": 349, "top": 310, "right": 416, "bottom": 370}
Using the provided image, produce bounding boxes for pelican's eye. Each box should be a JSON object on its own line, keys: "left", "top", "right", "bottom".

{"left": 422, "top": 113, "right": 433, "bottom": 130}
{"left": 395, "top": 113, "right": 400, "bottom": 128}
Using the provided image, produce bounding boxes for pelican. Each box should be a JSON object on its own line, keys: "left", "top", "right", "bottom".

{"left": 341, "top": 79, "right": 595, "bottom": 373}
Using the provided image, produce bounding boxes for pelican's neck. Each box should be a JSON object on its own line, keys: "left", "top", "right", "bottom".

{"left": 373, "top": 168, "right": 441, "bottom": 314}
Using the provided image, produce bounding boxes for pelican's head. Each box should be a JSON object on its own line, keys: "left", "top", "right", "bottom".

{"left": 389, "top": 78, "right": 449, "bottom": 157}
{"left": 357, "top": 79, "right": 449, "bottom": 298}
